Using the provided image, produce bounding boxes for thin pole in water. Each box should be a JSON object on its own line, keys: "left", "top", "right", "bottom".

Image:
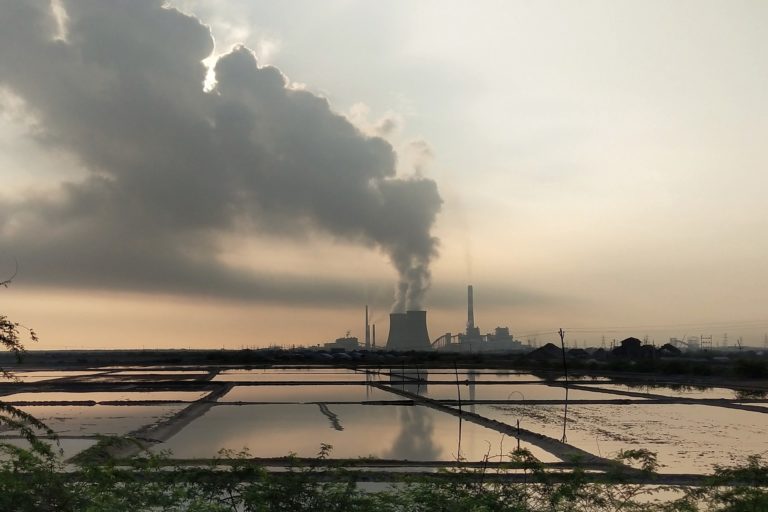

{"left": 454, "top": 361, "right": 463, "bottom": 461}
{"left": 559, "top": 327, "right": 569, "bottom": 443}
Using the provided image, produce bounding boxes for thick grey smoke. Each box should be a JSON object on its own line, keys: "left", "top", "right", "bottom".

{"left": 0, "top": 1, "right": 441, "bottom": 310}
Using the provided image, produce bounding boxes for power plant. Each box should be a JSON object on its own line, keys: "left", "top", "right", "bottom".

{"left": 432, "top": 285, "right": 523, "bottom": 352}
{"left": 319, "top": 286, "right": 519, "bottom": 353}
{"left": 386, "top": 310, "right": 432, "bottom": 351}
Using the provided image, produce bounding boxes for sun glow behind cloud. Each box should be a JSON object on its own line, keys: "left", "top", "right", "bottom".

{"left": 1, "top": 0, "right": 767, "bottom": 348}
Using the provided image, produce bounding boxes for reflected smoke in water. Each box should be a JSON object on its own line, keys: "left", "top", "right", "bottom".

{"left": 383, "top": 405, "right": 441, "bottom": 460}
{"left": 389, "top": 369, "right": 428, "bottom": 395}
{"left": 384, "top": 369, "right": 441, "bottom": 460}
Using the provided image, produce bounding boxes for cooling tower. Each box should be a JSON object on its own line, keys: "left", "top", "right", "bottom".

{"left": 386, "top": 310, "right": 432, "bottom": 351}
{"left": 405, "top": 310, "right": 431, "bottom": 350}
{"left": 386, "top": 313, "right": 408, "bottom": 349}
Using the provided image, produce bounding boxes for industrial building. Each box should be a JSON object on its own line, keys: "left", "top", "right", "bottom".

{"left": 322, "top": 334, "right": 359, "bottom": 352}
{"left": 433, "top": 285, "right": 523, "bottom": 353}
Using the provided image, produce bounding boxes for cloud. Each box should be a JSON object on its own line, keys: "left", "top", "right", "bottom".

{"left": 0, "top": 0, "right": 441, "bottom": 310}
{"left": 346, "top": 102, "right": 402, "bottom": 139}
{"left": 405, "top": 139, "right": 434, "bottom": 176}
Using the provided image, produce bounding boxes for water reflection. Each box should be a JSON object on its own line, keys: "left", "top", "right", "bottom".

{"left": 317, "top": 403, "right": 343, "bottom": 431}
{"left": 562, "top": 382, "right": 569, "bottom": 443}
{"left": 389, "top": 369, "right": 428, "bottom": 395}
{"left": 477, "top": 403, "right": 768, "bottom": 473}
{"left": 597, "top": 383, "right": 735, "bottom": 399}
{"left": 623, "top": 383, "right": 713, "bottom": 393}
{"left": 468, "top": 370, "right": 476, "bottom": 413}
{"left": 413, "top": 383, "right": 617, "bottom": 401}
{"left": 736, "top": 389, "right": 768, "bottom": 400}
{"left": 154, "top": 403, "right": 511, "bottom": 461}
{"left": 383, "top": 406, "right": 441, "bottom": 460}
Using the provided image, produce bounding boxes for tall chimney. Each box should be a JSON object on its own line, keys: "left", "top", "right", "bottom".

{"left": 372, "top": 324, "right": 376, "bottom": 348}
{"left": 365, "top": 305, "right": 371, "bottom": 350}
{"left": 467, "top": 285, "right": 475, "bottom": 331}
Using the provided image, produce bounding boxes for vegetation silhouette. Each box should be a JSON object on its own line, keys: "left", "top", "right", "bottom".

{"left": 1, "top": 265, "right": 59, "bottom": 460}
{"left": 1, "top": 442, "right": 768, "bottom": 511}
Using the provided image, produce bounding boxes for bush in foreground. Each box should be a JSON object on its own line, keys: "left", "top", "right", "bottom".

{"left": 1, "top": 442, "right": 768, "bottom": 512}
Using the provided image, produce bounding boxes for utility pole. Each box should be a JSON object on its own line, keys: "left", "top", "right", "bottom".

{"left": 559, "top": 328, "right": 569, "bottom": 443}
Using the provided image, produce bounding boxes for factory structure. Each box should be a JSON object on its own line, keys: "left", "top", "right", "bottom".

{"left": 320, "top": 305, "right": 376, "bottom": 352}
{"left": 386, "top": 310, "right": 432, "bottom": 351}
{"left": 313, "top": 287, "right": 760, "bottom": 355}
{"left": 320, "top": 285, "right": 521, "bottom": 353}
{"left": 322, "top": 306, "right": 433, "bottom": 352}
{"left": 431, "top": 285, "right": 523, "bottom": 352}
{"left": 381, "top": 285, "right": 522, "bottom": 352}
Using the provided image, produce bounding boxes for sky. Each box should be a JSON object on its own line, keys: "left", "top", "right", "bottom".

{"left": 1, "top": 0, "right": 767, "bottom": 349}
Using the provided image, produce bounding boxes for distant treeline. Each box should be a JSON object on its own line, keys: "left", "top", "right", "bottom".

{"left": 3, "top": 347, "right": 767, "bottom": 380}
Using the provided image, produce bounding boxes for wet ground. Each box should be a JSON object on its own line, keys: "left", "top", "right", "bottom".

{"left": 1, "top": 365, "right": 767, "bottom": 477}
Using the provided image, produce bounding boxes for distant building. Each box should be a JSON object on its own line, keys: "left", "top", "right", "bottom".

{"left": 323, "top": 336, "right": 359, "bottom": 352}
{"left": 611, "top": 337, "right": 654, "bottom": 359}
{"left": 436, "top": 286, "right": 523, "bottom": 353}
{"left": 526, "top": 342, "right": 562, "bottom": 361}
{"left": 567, "top": 348, "right": 589, "bottom": 359}
{"left": 658, "top": 343, "right": 682, "bottom": 357}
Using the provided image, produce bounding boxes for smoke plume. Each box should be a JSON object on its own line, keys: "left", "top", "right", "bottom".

{"left": 0, "top": 0, "right": 441, "bottom": 310}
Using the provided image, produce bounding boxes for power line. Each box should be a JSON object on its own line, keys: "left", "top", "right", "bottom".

{"left": 513, "top": 330, "right": 559, "bottom": 339}
{"left": 512, "top": 322, "right": 768, "bottom": 344}
{"left": 563, "top": 319, "right": 768, "bottom": 332}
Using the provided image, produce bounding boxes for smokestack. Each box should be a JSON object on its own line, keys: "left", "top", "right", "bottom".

{"left": 467, "top": 285, "right": 475, "bottom": 331}
{"left": 365, "top": 305, "right": 371, "bottom": 350}
{"left": 372, "top": 324, "right": 376, "bottom": 349}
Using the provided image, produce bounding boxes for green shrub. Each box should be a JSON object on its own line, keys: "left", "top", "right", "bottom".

{"left": 1, "top": 444, "right": 767, "bottom": 511}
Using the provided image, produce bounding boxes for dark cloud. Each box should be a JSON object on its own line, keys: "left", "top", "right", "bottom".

{"left": 0, "top": 1, "right": 441, "bottom": 309}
